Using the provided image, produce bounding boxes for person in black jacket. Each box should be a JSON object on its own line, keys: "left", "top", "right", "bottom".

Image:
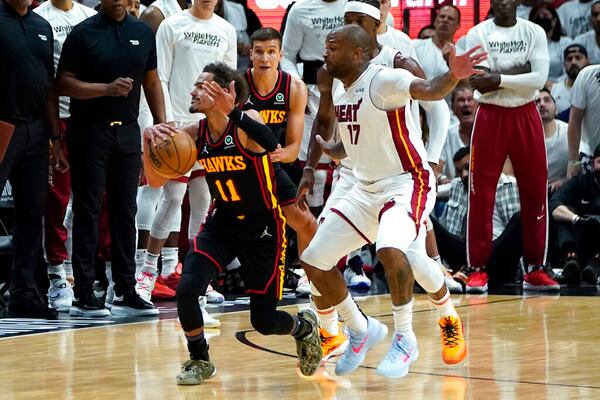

{"left": 551, "top": 143, "right": 600, "bottom": 285}
{"left": 0, "top": 0, "right": 69, "bottom": 318}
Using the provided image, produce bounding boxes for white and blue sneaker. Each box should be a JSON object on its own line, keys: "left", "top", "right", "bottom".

{"left": 376, "top": 332, "right": 419, "bottom": 378}
{"left": 334, "top": 316, "right": 388, "bottom": 376}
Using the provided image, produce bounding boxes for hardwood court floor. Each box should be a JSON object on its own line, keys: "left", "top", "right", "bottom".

{"left": 1, "top": 294, "right": 599, "bottom": 400}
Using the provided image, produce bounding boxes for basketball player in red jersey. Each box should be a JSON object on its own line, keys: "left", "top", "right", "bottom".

{"left": 144, "top": 63, "right": 323, "bottom": 384}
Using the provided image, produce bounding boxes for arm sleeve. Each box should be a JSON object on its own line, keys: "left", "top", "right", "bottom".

{"left": 228, "top": 108, "right": 277, "bottom": 151}
{"left": 466, "top": 27, "right": 491, "bottom": 70}
{"left": 156, "top": 22, "right": 174, "bottom": 121}
{"left": 500, "top": 27, "right": 549, "bottom": 90}
{"left": 570, "top": 68, "right": 588, "bottom": 109}
{"left": 369, "top": 68, "right": 417, "bottom": 111}
{"left": 420, "top": 99, "right": 450, "bottom": 162}
{"left": 280, "top": 7, "right": 303, "bottom": 79}
{"left": 224, "top": 25, "right": 238, "bottom": 70}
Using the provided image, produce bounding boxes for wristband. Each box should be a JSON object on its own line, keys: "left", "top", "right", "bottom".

{"left": 568, "top": 160, "right": 581, "bottom": 166}
{"left": 303, "top": 166, "right": 316, "bottom": 173}
{"left": 572, "top": 214, "right": 580, "bottom": 224}
{"left": 437, "top": 174, "right": 448, "bottom": 184}
{"left": 228, "top": 107, "right": 243, "bottom": 123}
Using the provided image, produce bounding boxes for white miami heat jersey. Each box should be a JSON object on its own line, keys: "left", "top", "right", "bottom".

{"left": 333, "top": 64, "right": 428, "bottom": 183}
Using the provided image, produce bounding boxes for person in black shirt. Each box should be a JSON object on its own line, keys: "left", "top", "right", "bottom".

{"left": 0, "top": 0, "right": 69, "bottom": 319}
{"left": 550, "top": 144, "right": 600, "bottom": 285}
{"left": 144, "top": 63, "right": 322, "bottom": 384}
{"left": 56, "top": 0, "right": 166, "bottom": 317}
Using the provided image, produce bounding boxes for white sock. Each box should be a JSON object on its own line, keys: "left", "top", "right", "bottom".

{"left": 48, "top": 264, "right": 66, "bottom": 283}
{"left": 142, "top": 251, "right": 159, "bottom": 275}
{"left": 161, "top": 247, "right": 178, "bottom": 277}
{"left": 431, "top": 288, "right": 458, "bottom": 318}
{"left": 63, "top": 261, "right": 73, "bottom": 279}
{"left": 392, "top": 300, "right": 414, "bottom": 334}
{"left": 105, "top": 261, "right": 114, "bottom": 288}
{"left": 334, "top": 293, "right": 367, "bottom": 334}
{"left": 226, "top": 258, "right": 241, "bottom": 271}
{"left": 313, "top": 300, "right": 339, "bottom": 336}
{"left": 135, "top": 249, "right": 146, "bottom": 274}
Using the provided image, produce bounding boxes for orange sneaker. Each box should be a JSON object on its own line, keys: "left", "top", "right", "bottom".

{"left": 151, "top": 276, "right": 176, "bottom": 299}
{"left": 163, "top": 270, "right": 181, "bottom": 291}
{"left": 320, "top": 323, "right": 348, "bottom": 361}
{"left": 438, "top": 315, "right": 467, "bottom": 365}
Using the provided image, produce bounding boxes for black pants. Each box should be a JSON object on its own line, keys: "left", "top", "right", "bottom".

{"left": 0, "top": 118, "right": 49, "bottom": 298}
{"left": 432, "top": 212, "right": 523, "bottom": 283}
{"left": 177, "top": 209, "right": 294, "bottom": 335}
{"left": 556, "top": 219, "right": 600, "bottom": 263}
{"left": 67, "top": 120, "right": 140, "bottom": 298}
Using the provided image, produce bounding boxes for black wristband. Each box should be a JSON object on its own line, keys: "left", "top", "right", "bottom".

{"left": 228, "top": 107, "right": 244, "bottom": 123}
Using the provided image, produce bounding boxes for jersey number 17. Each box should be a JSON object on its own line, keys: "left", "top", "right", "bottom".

{"left": 346, "top": 124, "right": 360, "bottom": 145}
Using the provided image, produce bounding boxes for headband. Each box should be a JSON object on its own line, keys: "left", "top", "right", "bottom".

{"left": 344, "top": 1, "right": 381, "bottom": 21}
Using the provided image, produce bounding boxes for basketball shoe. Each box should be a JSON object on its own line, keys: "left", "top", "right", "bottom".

{"left": 523, "top": 267, "right": 560, "bottom": 291}
{"left": 164, "top": 263, "right": 182, "bottom": 290}
{"left": 111, "top": 289, "right": 159, "bottom": 317}
{"left": 466, "top": 268, "right": 488, "bottom": 294}
{"left": 335, "top": 317, "right": 388, "bottom": 376}
{"left": 70, "top": 292, "right": 110, "bottom": 318}
{"left": 295, "top": 269, "right": 311, "bottom": 298}
{"left": 295, "top": 309, "right": 323, "bottom": 376}
{"left": 439, "top": 315, "right": 467, "bottom": 365}
{"left": 176, "top": 358, "right": 216, "bottom": 385}
{"left": 320, "top": 323, "right": 349, "bottom": 362}
{"left": 48, "top": 279, "right": 74, "bottom": 312}
{"left": 376, "top": 332, "right": 419, "bottom": 378}
{"left": 199, "top": 296, "right": 221, "bottom": 328}
{"left": 206, "top": 284, "right": 225, "bottom": 304}
{"left": 135, "top": 270, "right": 157, "bottom": 302}
{"left": 152, "top": 276, "right": 176, "bottom": 300}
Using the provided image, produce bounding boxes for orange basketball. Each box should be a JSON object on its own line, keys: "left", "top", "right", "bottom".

{"left": 147, "top": 130, "right": 197, "bottom": 179}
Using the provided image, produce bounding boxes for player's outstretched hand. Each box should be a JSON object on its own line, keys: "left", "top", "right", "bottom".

{"left": 447, "top": 44, "right": 488, "bottom": 81}
{"left": 144, "top": 123, "right": 177, "bottom": 147}
{"left": 205, "top": 80, "right": 236, "bottom": 115}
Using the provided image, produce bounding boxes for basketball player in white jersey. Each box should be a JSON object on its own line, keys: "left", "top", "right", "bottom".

{"left": 134, "top": 0, "right": 236, "bottom": 323}
{"left": 300, "top": 24, "right": 487, "bottom": 377}
{"left": 35, "top": 0, "right": 96, "bottom": 312}
{"left": 280, "top": 0, "right": 345, "bottom": 213}
{"left": 297, "top": 0, "right": 456, "bottom": 369}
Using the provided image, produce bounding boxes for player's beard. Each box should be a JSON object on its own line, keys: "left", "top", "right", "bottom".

{"left": 567, "top": 66, "right": 581, "bottom": 80}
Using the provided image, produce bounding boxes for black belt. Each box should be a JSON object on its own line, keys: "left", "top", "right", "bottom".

{"left": 301, "top": 60, "right": 324, "bottom": 85}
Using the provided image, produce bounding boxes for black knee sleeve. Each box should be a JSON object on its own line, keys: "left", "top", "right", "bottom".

{"left": 249, "top": 294, "right": 294, "bottom": 336}
{"left": 176, "top": 251, "right": 218, "bottom": 332}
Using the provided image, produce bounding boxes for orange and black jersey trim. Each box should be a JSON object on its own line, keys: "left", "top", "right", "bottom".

{"left": 243, "top": 68, "right": 292, "bottom": 143}
{"left": 196, "top": 118, "right": 280, "bottom": 216}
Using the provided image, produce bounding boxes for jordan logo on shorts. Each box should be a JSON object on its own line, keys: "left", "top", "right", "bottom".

{"left": 260, "top": 226, "right": 272, "bottom": 238}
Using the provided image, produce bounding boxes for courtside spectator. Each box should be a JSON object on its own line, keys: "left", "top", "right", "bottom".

{"left": 573, "top": 0, "right": 600, "bottom": 64}
{"left": 551, "top": 44, "right": 590, "bottom": 120}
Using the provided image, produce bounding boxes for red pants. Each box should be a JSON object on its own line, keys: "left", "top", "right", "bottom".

{"left": 467, "top": 102, "right": 547, "bottom": 268}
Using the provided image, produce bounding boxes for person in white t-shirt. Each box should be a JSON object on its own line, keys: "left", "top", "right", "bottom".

{"left": 34, "top": 0, "right": 96, "bottom": 313}
{"left": 568, "top": 64, "right": 600, "bottom": 177}
{"left": 572, "top": 1, "right": 600, "bottom": 64}
{"left": 412, "top": 5, "right": 461, "bottom": 79}
{"left": 537, "top": 88, "right": 569, "bottom": 192}
{"left": 376, "top": 0, "right": 415, "bottom": 59}
{"left": 281, "top": 0, "right": 345, "bottom": 212}
{"left": 140, "top": 0, "right": 185, "bottom": 33}
{"left": 466, "top": 0, "right": 559, "bottom": 293}
{"left": 557, "top": 0, "right": 594, "bottom": 38}
{"left": 135, "top": 0, "right": 235, "bottom": 320}
{"left": 551, "top": 43, "right": 590, "bottom": 120}
{"left": 529, "top": 3, "right": 573, "bottom": 82}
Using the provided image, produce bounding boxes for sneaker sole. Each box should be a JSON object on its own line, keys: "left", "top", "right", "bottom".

{"left": 206, "top": 296, "right": 225, "bottom": 304}
{"left": 176, "top": 367, "right": 217, "bottom": 385}
{"left": 322, "top": 338, "right": 349, "bottom": 362}
{"left": 376, "top": 348, "right": 419, "bottom": 378}
{"left": 296, "top": 309, "right": 323, "bottom": 377}
{"left": 348, "top": 282, "right": 371, "bottom": 290}
{"left": 522, "top": 282, "right": 560, "bottom": 291}
{"left": 466, "top": 284, "right": 488, "bottom": 294}
{"left": 204, "top": 319, "right": 221, "bottom": 328}
{"left": 69, "top": 308, "right": 111, "bottom": 318}
{"left": 111, "top": 306, "right": 159, "bottom": 317}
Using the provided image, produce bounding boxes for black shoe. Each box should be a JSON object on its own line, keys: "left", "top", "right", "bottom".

{"left": 70, "top": 291, "right": 110, "bottom": 317}
{"left": 111, "top": 289, "right": 159, "bottom": 317}
{"left": 8, "top": 293, "right": 58, "bottom": 319}
{"left": 561, "top": 255, "right": 581, "bottom": 285}
{"left": 581, "top": 256, "right": 600, "bottom": 285}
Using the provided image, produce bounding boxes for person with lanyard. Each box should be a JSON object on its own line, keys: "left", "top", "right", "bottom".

{"left": 0, "top": 0, "right": 69, "bottom": 319}
{"left": 56, "top": 0, "right": 166, "bottom": 317}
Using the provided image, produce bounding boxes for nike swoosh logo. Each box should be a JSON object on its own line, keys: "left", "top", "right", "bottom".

{"left": 537, "top": 215, "right": 544, "bottom": 221}
{"left": 351, "top": 334, "right": 368, "bottom": 353}
{"left": 48, "top": 294, "right": 61, "bottom": 299}
{"left": 581, "top": 200, "right": 590, "bottom": 204}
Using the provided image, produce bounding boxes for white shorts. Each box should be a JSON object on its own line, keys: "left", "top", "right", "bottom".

{"left": 319, "top": 164, "right": 354, "bottom": 219}
{"left": 302, "top": 171, "right": 435, "bottom": 270}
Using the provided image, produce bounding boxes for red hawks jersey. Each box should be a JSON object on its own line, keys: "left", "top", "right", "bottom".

{"left": 333, "top": 64, "right": 429, "bottom": 183}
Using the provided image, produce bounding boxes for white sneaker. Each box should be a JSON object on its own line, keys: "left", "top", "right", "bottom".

{"left": 199, "top": 296, "right": 221, "bottom": 328}
{"left": 105, "top": 285, "right": 115, "bottom": 309}
{"left": 443, "top": 270, "right": 463, "bottom": 294}
{"left": 343, "top": 267, "right": 371, "bottom": 290}
{"left": 48, "top": 279, "right": 74, "bottom": 312}
{"left": 376, "top": 332, "right": 419, "bottom": 378}
{"left": 295, "top": 269, "right": 311, "bottom": 298}
{"left": 135, "top": 270, "right": 157, "bottom": 302}
{"left": 206, "top": 284, "right": 225, "bottom": 304}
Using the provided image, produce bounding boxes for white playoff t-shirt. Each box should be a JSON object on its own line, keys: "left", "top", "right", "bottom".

{"left": 545, "top": 119, "right": 569, "bottom": 182}
{"left": 548, "top": 36, "right": 572, "bottom": 81}
{"left": 570, "top": 64, "right": 600, "bottom": 156}
{"left": 34, "top": 1, "right": 96, "bottom": 119}
{"left": 557, "top": 0, "right": 593, "bottom": 38}
{"left": 157, "top": 11, "right": 237, "bottom": 122}
{"left": 466, "top": 18, "right": 549, "bottom": 107}
{"left": 550, "top": 75, "right": 572, "bottom": 115}
{"left": 573, "top": 31, "right": 600, "bottom": 64}
{"left": 149, "top": 0, "right": 182, "bottom": 19}
{"left": 412, "top": 37, "right": 449, "bottom": 79}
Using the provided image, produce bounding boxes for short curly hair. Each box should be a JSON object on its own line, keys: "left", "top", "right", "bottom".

{"left": 202, "top": 62, "right": 250, "bottom": 105}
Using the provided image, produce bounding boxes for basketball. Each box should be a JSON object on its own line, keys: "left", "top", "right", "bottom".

{"left": 147, "top": 130, "right": 197, "bottom": 179}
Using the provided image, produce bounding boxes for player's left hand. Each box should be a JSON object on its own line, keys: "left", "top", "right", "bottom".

{"left": 316, "top": 135, "right": 346, "bottom": 160}
{"left": 52, "top": 140, "right": 70, "bottom": 173}
{"left": 469, "top": 71, "right": 502, "bottom": 93}
{"left": 205, "top": 80, "right": 237, "bottom": 116}
{"left": 270, "top": 144, "right": 287, "bottom": 163}
{"left": 447, "top": 43, "right": 488, "bottom": 81}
